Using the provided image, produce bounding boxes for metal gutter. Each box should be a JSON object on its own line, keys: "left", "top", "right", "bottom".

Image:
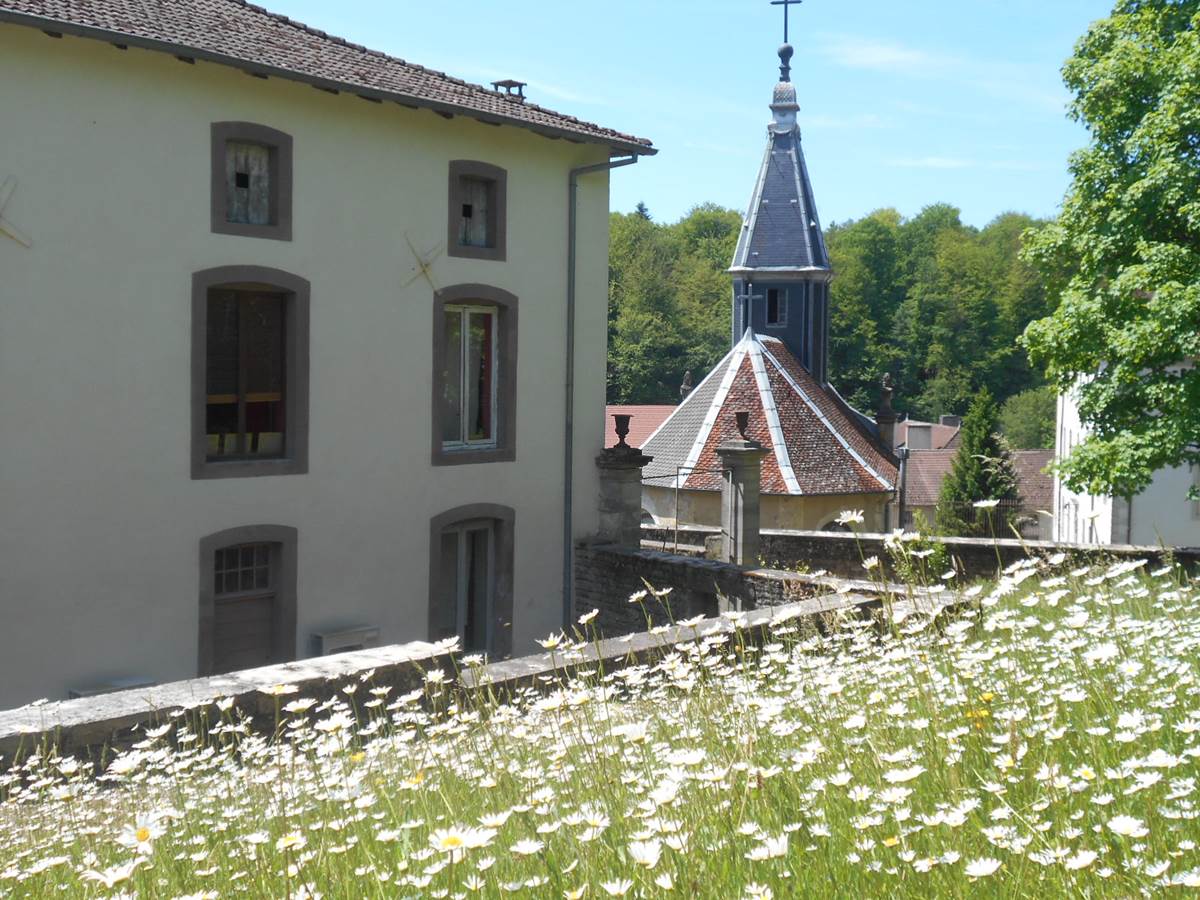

{"left": 562, "top": 155, "right": 641, "bottom": 630}
{"left": 0, "top": 10, "right": 656, "bottom": 157}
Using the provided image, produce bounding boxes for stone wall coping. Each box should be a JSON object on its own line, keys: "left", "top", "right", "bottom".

{"left": 0, "top": 642, "right": 450, "bottom": 758}
{"left": 1, "top": 576, "right": 934, "bottom": 766}
{"left": 645, "top": 523, "right": 1198, "bottom": 554}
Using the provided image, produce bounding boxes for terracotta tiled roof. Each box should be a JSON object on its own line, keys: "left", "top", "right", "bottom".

{"left": 641, "top": 332, "right": 898, "bottom": 496}
{"left": 905, "top": 448, "right": 1055, "bottom": 511}
{"left": 904, "top": 450, "right": 957, "bottom": 507}
{"left": 0, "top": 0, "right": 654, "bottom": 154}
{"left": 1012, "top": 450, "right": 1054, "bottom": 512}
{"left": 604, "top": 405, "right": 675, "bottom": 450}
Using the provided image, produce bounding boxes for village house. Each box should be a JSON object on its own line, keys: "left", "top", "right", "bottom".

{"left": 637, "top": 42, "right": 898, "bottom": 533}
{"left": 0, "top": 0, "right": 653, "bottom": 707}
{"left": 1054, "top": 377, "right": 1198, "bottom": 545}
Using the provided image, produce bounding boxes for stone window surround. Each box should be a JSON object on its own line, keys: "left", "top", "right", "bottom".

{"left": 428, "top": 504, "right": 515, "bottom": 659}
{"left": 431, "top": 283, "right": 518, "bottom": 466}
{"left": 210, "top": 121, "right": 294, "bottom": 242}
{"left": 447, "top": 160, "right": 507, "bottom": 262}
{"left": 197, "top": 524, "right": 298, "bottom": 677}
{"left": 191, "top": 265, "right": 310, "bottom": 480}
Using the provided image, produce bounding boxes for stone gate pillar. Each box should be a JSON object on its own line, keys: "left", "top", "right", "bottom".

{"left": 595, "top": 415, "right": 653, "bottom": 549}
{"left": 717, "top": 413, "right": 766, "bottom": 567}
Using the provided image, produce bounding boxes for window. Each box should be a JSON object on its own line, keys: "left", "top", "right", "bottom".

{"left": 429, "top": 505, "right": 514, "bottom": 658}
{"left": 432, "top": 284, "right": 517, "bottom": 465}
{"left": 198, "top": 525, "right": 298, "bottom": 676}
{"left": 205, "top": 290, "right": 286, "bottom": 459}
{"left": 211, "top": 122, "right": 293, "bottom": 241}
{"left": 447, "top": 160, "right": 507, "bottom": 261}
{"left": 766, "top": 288, "right": 787, "bottom": 327}
{"left": 192, "top": 266, "right": 309, "bottom": 479}
{"left": 441, "top": 306, "right": 497, "bottom": 447}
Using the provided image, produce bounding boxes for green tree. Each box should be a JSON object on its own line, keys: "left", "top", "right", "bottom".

{"left": 935, "top": 389, "right": 1020, "bottom": 536}
{"left": 1021, "top": 0, "right": 1200, "bottom": 499}
{"left": 1000, "top": 386, "right": 1058, "bottom": 449}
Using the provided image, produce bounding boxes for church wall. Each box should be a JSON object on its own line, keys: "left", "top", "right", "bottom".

{"left": 642, "top": 486, "right": 889, "bottom": 535}
{"left": 0, "top": 26, "right": 612, "bottom": 706}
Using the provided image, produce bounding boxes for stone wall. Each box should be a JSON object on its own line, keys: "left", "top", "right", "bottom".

{"left": 573, "top": 540, "right": 844, "bottom": 634}
{"left": 641, "top": 525, "right": 1200, "bottom": 580}
{"left": 0, "top": 590, "right": 876, "bottom": 771}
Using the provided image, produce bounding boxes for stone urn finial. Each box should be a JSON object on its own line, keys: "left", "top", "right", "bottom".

{"left": 613, "top": 413, "right": 632, "bottom": 448}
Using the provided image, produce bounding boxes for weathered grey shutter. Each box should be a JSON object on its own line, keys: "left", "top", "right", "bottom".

{"left": 225, "top": 142, "right": 272, "bottom": 225}
{"left": 458, "top": 177, "right": 491, "bottom": 247}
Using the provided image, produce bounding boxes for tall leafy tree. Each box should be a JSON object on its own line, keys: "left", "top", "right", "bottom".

{"left": 935, "top": 389, "right": 1020, "bottom": 536}
{"left": 1021, "top": 0, "right": 1200, "bottom": 498}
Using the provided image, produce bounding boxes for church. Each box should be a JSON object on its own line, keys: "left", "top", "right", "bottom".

{"left": 641, "top": 35, "right": 899, "bottom": 533}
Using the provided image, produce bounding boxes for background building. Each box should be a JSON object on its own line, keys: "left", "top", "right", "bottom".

{"left": 1054, "top": 385, "right": 1198, "bottom": 545}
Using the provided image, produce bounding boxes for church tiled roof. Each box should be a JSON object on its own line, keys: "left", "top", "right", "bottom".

{"left": 641, "top": 332, "right": 897, "bottom": 496}
{"left": 0, "top": 0, "right": 654, "bottom": 155}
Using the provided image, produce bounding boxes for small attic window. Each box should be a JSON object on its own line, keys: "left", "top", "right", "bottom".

{"left": 210, "top": 122, "right": 293, "bottom": 241}
{"left": 448, "top": 161, "right": 507, "bottom": 262}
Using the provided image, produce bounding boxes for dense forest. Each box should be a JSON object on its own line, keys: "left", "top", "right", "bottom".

{"left": 607, "top": 202, "right": 1060, "bottom": 448}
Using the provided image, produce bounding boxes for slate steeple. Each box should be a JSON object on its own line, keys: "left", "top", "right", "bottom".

{"left": 729, "top": 38, "right": 832, "bottom": 384}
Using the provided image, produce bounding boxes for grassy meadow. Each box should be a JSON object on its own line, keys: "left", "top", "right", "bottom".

{"left": 1, "top": 550, "right": 1198, "bottom": 898}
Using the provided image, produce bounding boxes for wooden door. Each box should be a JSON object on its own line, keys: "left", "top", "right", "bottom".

{"left": 212, "top": 543, "right": 277, "bottom": 674}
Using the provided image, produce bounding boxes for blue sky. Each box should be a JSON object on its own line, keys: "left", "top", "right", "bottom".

{"left": 265, "top": 0, "right": 1114, "bottom": 228}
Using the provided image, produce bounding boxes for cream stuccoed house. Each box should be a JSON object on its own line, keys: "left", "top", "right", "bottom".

{"left": 0, "top": 0, "right": 654, "bottom": 707}
{"left": 1053, "top": 370, "right": 1199, "bottom": 546}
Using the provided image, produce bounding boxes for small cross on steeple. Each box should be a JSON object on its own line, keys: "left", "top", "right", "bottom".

{"left": 735, "top": 283, "right": 763, "bottom": 332}
{"left": 770, "top": 0, "right": 803, "bottom": 44}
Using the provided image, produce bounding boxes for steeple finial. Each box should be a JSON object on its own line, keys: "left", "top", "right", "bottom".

{"left": 770, "top": 0, "right": 802, "bottom": 81}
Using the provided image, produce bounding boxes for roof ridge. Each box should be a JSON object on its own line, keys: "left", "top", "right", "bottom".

{"left": 746, "top": 339, "right": 802, "bottom": 494}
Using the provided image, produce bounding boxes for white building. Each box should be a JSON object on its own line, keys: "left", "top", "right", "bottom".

{"left": 0, "top": 0, "right": 653, "bottom": 707}
{"left": 1054, "top": 383, "right": 1198, "bottom": 546}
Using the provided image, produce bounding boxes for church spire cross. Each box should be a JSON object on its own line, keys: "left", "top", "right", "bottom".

{"left": 770, "top": 0, "right": 802, "bottom": 44}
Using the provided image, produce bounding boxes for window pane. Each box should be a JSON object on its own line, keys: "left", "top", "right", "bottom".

{"left": 466, "top": 311, "right": 495, "bottom": 443}
{"left": 464, "top": 527, "right": 490, "bottom": 653}
{"left": 243, "top": 295, "right": 285, "bottom": 457}
{"left": 206, "top": 293, "right": 240, "bottom": 458}
{"left": 441, "top": 311, "right": 464, "bottom": 443}
{"left": 225, "top": 141, "right": 271, "bottom": 225}
{"left": 458, "top": 177, "right": 491, "bottom": 247}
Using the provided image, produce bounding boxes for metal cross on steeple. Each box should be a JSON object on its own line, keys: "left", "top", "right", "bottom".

{"left": 735, "top": 283, "right": 763, "bottom": 333}
{"left": 770, "top": 0, "right": 803, "bottom": 43}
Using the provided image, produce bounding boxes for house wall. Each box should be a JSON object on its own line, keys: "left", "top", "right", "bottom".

{"left": 642, "top": 485, "right": 889, "bottom": 533}
{"left": 0, "top": 26, "right": 613, "bottom": 707}
{"left": 1055, "top": 386, "right": 1198, "bottom": 545}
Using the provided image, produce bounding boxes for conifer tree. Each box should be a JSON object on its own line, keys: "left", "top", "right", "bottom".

{"left": 935, "top": 389, "right": 1020, "bottom": 536}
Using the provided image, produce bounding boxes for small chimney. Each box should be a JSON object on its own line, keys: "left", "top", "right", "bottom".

{"left": 939, "top": 414, "right": 962, "bottom": 428}
{"left": 491, "top": 79, "right": 526, "bottom": 100}
{"left": 907, "top": 423, "right": 933, "bottom": 450}
{"left": 875, "top": 373, "right": 897, "bottom": 449}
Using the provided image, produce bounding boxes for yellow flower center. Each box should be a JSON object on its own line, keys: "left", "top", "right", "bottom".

{"left": 135, "top": 827, "right": 152, "bottom": 843}
{"left": 440, "top": 835, "right": 464, "bottom": 849}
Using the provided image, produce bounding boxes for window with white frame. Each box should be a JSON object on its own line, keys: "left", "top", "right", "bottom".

{"left": 440, "top": 305, "right": 498, "bottom": 448}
